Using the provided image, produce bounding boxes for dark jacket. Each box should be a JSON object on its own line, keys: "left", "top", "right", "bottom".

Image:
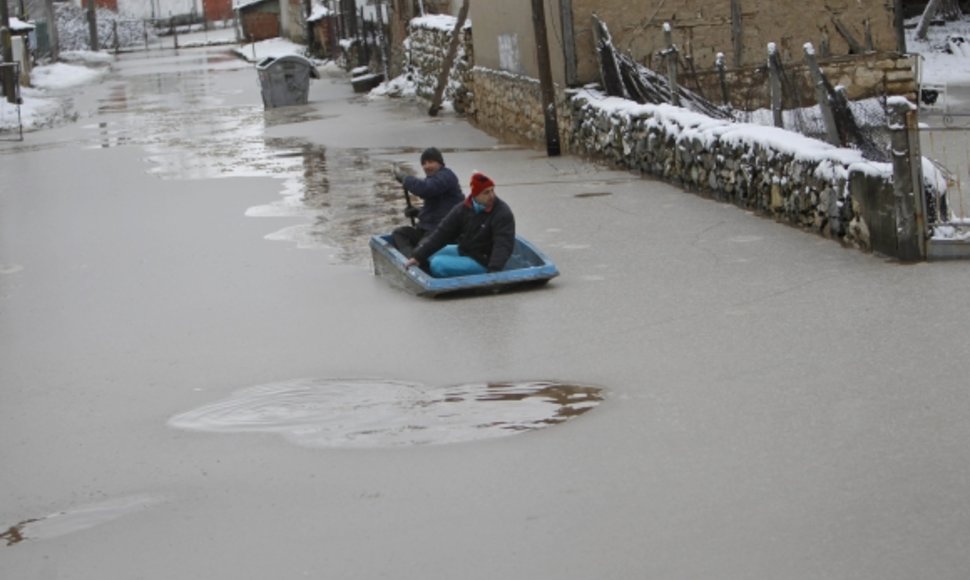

{"left": 413, "top": 195, "right": 516, "bottom": 272}
{"left": 402, "top": 166, "right": 464, "bottom": 232}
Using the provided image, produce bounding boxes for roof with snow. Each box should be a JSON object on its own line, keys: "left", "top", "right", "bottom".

{"left": 9, "top": 17, "right": 36, "bottom": 32}
{"left": 233, "top": 0, "right": 275, "bottom": 11}
{"left": 307, "top": 4, "right": 332, "bottom": 23}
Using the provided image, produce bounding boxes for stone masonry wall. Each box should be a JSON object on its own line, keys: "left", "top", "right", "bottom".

{"left": 568, "top": 89, "right": 896, "bottom": 251}
{"left": 405, "top": 18, "right": 474, "bottom": 114}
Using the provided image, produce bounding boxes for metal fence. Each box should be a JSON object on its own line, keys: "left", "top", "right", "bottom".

{"left": 918, "top": 85, "right": 970, "bottom": 224}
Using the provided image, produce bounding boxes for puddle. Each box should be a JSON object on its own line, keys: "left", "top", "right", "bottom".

{"left": 1, "top": 494, "right": 164, "bottom": 547}
{"left": 168, "top": 379, "right": 604, "bottom": 448}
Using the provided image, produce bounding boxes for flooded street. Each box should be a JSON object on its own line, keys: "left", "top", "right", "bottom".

{"left": 3, "top": 44, "right": 970, "bottom": 579}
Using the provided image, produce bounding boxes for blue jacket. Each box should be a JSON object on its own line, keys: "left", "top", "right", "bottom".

{"left": 402, "top": 166, "right": 464, "bottom": 232}
{"left": 413, "top": 196, "right": 516, "bottom": 272}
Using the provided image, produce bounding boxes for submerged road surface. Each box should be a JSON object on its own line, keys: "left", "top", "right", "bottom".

{"left": 3, "top": 44, "right": 970, "bottom": 579}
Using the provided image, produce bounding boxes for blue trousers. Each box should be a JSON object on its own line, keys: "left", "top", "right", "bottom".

{"left": 429, "top": 245, "right": 488, "bottom": 278}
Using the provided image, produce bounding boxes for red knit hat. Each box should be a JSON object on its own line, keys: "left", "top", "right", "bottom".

{"left": 469, "top": 172, "right": 495, "bottom": 197}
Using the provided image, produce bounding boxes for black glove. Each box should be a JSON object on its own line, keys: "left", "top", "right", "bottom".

{"left": 393, "top": 170, "right": 407, "bottom": 184}
{"left": 404, "top": 206, "right": 420, "bottom": 219}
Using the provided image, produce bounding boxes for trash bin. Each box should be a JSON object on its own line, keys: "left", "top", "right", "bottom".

{"left": 255, "top": 55, "right": 320, "bottom": 108}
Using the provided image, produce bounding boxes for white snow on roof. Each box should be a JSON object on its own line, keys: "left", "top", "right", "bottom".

{"left": 307, "top": 4, "right": 332, "bottom": 23}
{"left": 9, "top": 17, "right": 35, "bottom": 32}
{"left": 233, "top": 0, "right": 271, "bottom": 11}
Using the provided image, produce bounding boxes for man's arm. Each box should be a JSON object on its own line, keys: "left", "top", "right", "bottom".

{"left": 412, "top": 203, "right": 464, "bottom": 263}
{"left": 402, "top": 169, "right": 459, "bottom": 200}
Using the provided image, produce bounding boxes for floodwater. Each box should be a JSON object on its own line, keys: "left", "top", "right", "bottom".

{"left": 4, "top": 40, "right": 970, "bottom": 580}
{"left": 169, "top": 379, "right": 604, "bottom": 448}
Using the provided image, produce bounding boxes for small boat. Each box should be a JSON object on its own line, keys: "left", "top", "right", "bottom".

{"left": 369, "top": 234, "right": 560, "bottom": 297}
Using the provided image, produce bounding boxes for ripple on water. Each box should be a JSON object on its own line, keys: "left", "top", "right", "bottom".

{"left": 168, "top": 378, "right": 605, "bottom": 448}
{"left": 1, "top": 495, "right": 164, "bottom": 547}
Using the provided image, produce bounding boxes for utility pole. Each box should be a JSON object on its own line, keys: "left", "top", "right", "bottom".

{"left": 530, "top": 0, "right": 561, "bottom": 156}
{"left": 87, "top": 0, "right": 99, "bottom": 51}
{"left": 1, "top": 0, "right": 12, "bottom": 63}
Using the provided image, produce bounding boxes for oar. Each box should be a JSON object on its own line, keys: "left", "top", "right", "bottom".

{"left": 403, "top": 184, "right": 416, "bottom": 227}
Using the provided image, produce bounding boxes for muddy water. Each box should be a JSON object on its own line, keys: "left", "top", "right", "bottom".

{"left": 168, "top": 379, "right": 604, "bottom": 448}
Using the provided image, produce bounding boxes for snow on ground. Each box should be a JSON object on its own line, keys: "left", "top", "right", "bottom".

{"left": 906, "top": 14, "right": 970, "bottom": 85}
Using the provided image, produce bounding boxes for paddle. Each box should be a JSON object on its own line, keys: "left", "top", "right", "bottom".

{"left": 403, "top": 184, "right": 416, "bottom": 227}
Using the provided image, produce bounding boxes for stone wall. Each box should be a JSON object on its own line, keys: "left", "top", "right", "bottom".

{"left": 405, "top": 17, "right": 474, "bottom": 114}
{"left": 568, "top": 88, "right": 896, "bottom": 251}
{"left": 470, "top": 67, "right": 573, "bottom": 148}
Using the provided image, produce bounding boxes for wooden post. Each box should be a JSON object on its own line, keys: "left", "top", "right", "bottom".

{"left": 893, "top": 0, "right": 906, "bottom": 53}
{"left": 803, "top": 43, "right": 839, "bottom": 145}
{"left": 888, "top": 98, "right": 927, "bottom": 261}
{"left": 428, "top": 0, "right": 469, "bottom": 116}
{"left": 0, "top": 0, "right": 10, "bottom": 64}
{"left": 715, "top": 52, "right": 729, "bottom": 107}
{"left": 663, "top": 22, "right": 679, "bottom": 107}
{"left": 559, "top": 0, "right": 577, "bottom": 87}
{"left": 767, "top": 43, "right": 783, "bottom": 128}
{"left": 591, "top": 14, "right": 628, "bottom": 99}
{"left": 532, "top": 0, "right": 561, "bottom": 155}
{"left": 376, "top": 0, "right": 389, "bottom": 84}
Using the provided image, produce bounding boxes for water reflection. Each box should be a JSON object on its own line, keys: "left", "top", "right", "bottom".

{"left": 168, "top": 379, "right": 605, "bottom": 448}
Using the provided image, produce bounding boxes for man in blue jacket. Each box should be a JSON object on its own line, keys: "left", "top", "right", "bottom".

{"left": 392, "top": 147, "right": 464, "bottom": 257}
{"left": 405, "top": 172, "right": 515, "bottom": 278}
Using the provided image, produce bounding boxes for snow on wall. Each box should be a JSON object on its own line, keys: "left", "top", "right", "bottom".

{"left": 568, "top": 87, "right": 896, "bottom": 250}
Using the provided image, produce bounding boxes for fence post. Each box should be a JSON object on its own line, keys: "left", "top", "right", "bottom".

{"left": 888, "top": 97, "right": 927, "bottom": 261}
{"left": 767, "top": 42, "right": 782, "bottom": 128}
{"left": 663, "top": 22, "right": 679, "bottom": 107}
{"left": 715, "top": 52, "right": 729, "bottom": 107}
{"left": 803, "top": 43, "right": 839, "bottom": 145}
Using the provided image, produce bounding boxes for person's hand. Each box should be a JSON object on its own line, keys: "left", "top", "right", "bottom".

{"left": 405, "top": 258, "right": 419, "bottom": 268}
{"left": 404, "top": 206, "right": 420, "bottom": 219}
{"left": 393, "top": 169, "right": 407, "bottom": 184}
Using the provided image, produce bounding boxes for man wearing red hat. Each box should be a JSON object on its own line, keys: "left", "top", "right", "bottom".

{"left": 404, "top": 172, "right": 516, "bottom": 277}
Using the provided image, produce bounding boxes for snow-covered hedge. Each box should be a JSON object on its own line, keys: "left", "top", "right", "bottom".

{"left": 55, "top": 3, "right": 159, "bottom": 52}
